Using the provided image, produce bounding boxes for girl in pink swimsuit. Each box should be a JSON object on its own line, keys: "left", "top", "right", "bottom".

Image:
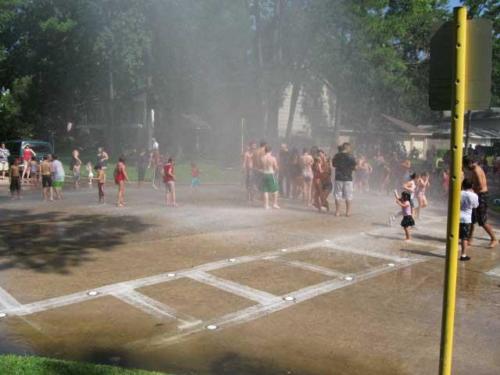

{"left": 114, "top": 157, "right": 128, "bottom": 207}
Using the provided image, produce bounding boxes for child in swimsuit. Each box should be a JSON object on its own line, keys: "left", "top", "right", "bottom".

{"left": 9, "top": 159, "right": 21, "bottom": 199}
{"left": 395, "top": 190, "right": 414, "bottom": 241}
{"left": 191, "top": 162, "right": 200, "bottom": 189}
{"left": 96, "top": 164, "right": 106, "bottom": 204}
{"left": 415, "top": 172, "right": 430, "bottom": 218}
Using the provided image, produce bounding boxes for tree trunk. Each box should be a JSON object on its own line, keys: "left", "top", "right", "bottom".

{"left": 250, "top": 0, "right": 266, "bottom": 136}
{"left": 333, "top": 96, "right": 341, "bottom": 147}
{"left": 285, "top": 81, "right": 300, "bottom": 142}
{"left": 107, "top": 66, "right": 117, "bottom": 155}
{"left": 267, "top": 95, "right": 280, "bottom": 142}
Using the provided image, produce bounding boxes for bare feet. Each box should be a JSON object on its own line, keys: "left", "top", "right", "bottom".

{"left": 272, "top": 204, "right": 280, "bottom": 209}
{"left": 487, "top": 240, "right": 498, "bottom": 249}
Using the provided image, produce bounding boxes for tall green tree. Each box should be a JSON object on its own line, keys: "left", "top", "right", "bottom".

{"left": 308, "top": 0, "right": 448, "bottom": 132}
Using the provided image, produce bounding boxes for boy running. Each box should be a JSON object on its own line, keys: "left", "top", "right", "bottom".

{"left": 463, "top": 156, "right": 498, "bottom": 248}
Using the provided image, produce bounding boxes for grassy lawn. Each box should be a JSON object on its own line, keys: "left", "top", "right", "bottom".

{"left": 60, "top": 158, "right": 241, "bottom": 184}
{"left": 0, "top": 355, "right": 168, "bottom": 375}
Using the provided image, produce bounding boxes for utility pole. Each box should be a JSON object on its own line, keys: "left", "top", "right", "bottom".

{"left": 439, "top": 7, "right": 467, "bottom": 375}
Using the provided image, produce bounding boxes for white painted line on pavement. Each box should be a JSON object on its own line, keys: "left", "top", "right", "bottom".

{"left": 7, "top": 291, "right": 102, "bottom": 316}
{"left": 187, "top": 271, "right": 279, "bottom": 305}
{"left": 112, "top": 290, "right": 201, "bottom": 328}
{"left": 0, "top": 286, "right": 23, "bottom": 310}
{"left": 129, "top": 258, "right": 423, "bottom": 349}
{"left": 268, "top": 258, "right": 345, "bottom": 278}
{"left": 0, "top": 240, "right": 326, "bottom": 317}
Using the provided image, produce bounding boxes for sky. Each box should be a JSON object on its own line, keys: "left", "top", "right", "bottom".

{"left": 448, "top": 0, "right": 463, "bottom": 9}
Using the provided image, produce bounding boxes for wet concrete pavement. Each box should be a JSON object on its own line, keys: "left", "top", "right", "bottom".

{"left": 0, "top": 184, "right": 499, "bottom": 374}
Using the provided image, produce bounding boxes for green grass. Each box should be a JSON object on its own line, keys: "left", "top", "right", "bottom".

{"left": 60, "top": 158, "right": 241, "bottom": 184}
{"left": 0, "top": 355, "right": 168, "bottom": 375}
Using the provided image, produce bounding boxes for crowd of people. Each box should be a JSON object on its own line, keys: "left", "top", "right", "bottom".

{"left": 0, "top": 140, "right": 195, "bottom": 209}
{"left": 242, "top": 139, "right": 498, "bottom": 253}
{"left": 1, "top": 138, "right": 498, "bottom": 255}
{"left": 243, "top": 141, "right": 358, "bottom": 214}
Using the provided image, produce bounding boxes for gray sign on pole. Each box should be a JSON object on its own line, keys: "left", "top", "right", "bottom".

{"left": 429, "top": 19, "right": 492, "bottom": 111}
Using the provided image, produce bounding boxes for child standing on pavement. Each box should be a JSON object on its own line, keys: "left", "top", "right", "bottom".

{"left": 163, "top": 158, "right": 177, "bottom": 207}
{"left": 414, "top": 172, "right": 430, "bottom": 219}
{"left": 395, "top": 190, "right": 414, "bottom": 241}
{"left": 9, "top": 159, "right": 21, "bottom": 199}
{"left": 459, "top": 179, "right": 479, "bottom": 261}
{"left": 96, "top": 164, "right": 106, "bottom": 204}
{"left": 191, "top": 162, "right": 200, "bottom": 190}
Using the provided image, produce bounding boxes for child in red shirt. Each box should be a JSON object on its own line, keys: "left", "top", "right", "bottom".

{"left": 191, "top": 162, "right": 200, "bottom": 190}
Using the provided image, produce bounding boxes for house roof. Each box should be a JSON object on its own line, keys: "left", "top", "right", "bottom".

{"left": 431, "top": 127, "right": 500, "bottom": 140}
{"left": 432, "top": 108, "right": 500, "bottom": 140}
{"left": 381, "top": 114, "right": 430, "bottom": 135}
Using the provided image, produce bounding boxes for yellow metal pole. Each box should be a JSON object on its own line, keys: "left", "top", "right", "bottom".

{"left": 439, "top": 6, "right": 467, "bottom": 375}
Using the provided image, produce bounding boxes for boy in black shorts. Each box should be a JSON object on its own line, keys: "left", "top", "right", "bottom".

{"left": 9, "top": 159, "right": 21, "bottom": 199}
{"left": 459, "top": 179, "right": 479, "bottom": 261}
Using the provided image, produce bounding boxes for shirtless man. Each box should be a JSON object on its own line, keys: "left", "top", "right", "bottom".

{"left": 463, "top": 156, "right": 497, "bottom": 248}
{"left": 261, "top": 145, "right": 280, "bottom": 209}
{"left": 40, "top": 155, "right": 53, "bottom": 201}
{"left": 243, "top": 142, "right": 256, "bottom": 202}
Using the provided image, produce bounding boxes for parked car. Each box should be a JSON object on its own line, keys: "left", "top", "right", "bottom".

{"left": 5, "top": 140, "right": 54, "bottom": 170}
